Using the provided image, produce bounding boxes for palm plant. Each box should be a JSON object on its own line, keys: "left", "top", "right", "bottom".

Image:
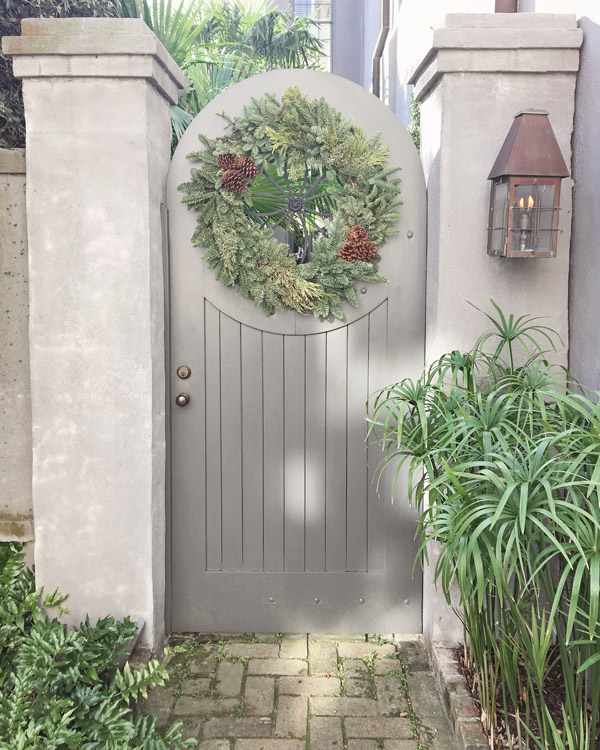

{"left": 368, "top": 301, "right": 600, "bottom": 749}
{"left": 118, "top": 0, "right": 210, "bottom": 67}
{"left": 117, "top": 0, "right": 324, "bottom": 148}
{"left": 193, "top": 0, "right": 323, "bottom": 69}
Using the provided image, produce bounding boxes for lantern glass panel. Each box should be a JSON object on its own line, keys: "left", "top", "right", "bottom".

{"left": 490, "top": 181, "right": 508, "bottom": 254}
{"left": 533, "top": 183, "right": 555, "bottom": 253}
{"left": 511, "top": 182, "right": 557, "bottom": 254}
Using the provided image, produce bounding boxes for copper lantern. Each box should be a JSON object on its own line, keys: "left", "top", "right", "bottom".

{"left": 487, "top": 110, "right": 569, "bottom": 258}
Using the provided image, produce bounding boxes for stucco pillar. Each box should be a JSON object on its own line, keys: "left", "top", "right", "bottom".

{"left": 409, "top": 13, "right": 582, "bottom": 645}
{"left": 3, "top": 19, "right": 185, "bottom": 650}
{"left": 0, "top": 148, "right": 32, "bottom": 546}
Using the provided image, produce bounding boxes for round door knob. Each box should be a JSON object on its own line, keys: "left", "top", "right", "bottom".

{"left": 175, "top": 393, "right": 190, "bottom": 407}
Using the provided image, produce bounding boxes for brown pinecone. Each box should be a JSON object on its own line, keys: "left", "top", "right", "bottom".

{"left": 216, "top": 152, "right": 240, "bottom": 170}
{"left": 346, "top": 225, "right": 368, "bottom": 243}
{"left": 355, "top": 240, "right": 377, "bottom": 262}
{"left": 337, "top": 242, "right": 359, "bottom": 262}
{"left": 236, "top": 155, "right": 259, "bottom": 178}
{"left": 222, "top": 169, "right": 247, "bottom": 193}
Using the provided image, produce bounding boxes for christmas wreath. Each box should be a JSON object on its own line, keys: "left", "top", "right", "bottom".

{"left": 179, "top": 86, "right": 402, "bottom": 319}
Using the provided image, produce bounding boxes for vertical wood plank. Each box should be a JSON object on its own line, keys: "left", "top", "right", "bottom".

{"left": 220, "top": 313, "right": 243, "bottom": 570}
{"left": 241, "top": 326, "right": 264, "bottom": 570}
{"left": 263, "top": 333, "right": 284, "bottom": 571}
{"left": 305, "top": 334, "right": 326, "bottom": 572}
{"left": 325, "top": 326, "right": 348, "bottom": 572}
{"left": 346, "top": 316, "right": 369, "bottom": 572}
{"left": 284, "top": 335, "right": 305, "bottom": 572}
{"left": 367, "top": 302, "right": 388, "bottom": 572}
{"left": 204, "top": 302, "right": 222, "bottom": 571}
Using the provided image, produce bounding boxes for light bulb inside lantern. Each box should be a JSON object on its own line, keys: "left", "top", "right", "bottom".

{"left": 518, "top": 192, "right": 533, "bottom": 238}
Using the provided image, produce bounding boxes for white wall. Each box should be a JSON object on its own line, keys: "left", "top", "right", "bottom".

{"left": 361, "top": 0, "right": 382, "bottom": 91}
{"left": 331, "top": 0, "right": 365, "bottom": 84}
{"left": 382, "top": 0, "right": 496, "bottom": 125}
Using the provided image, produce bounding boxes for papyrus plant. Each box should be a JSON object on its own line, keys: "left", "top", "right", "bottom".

{"left": 368, "top": 302, "right": 600, "bottom": 749}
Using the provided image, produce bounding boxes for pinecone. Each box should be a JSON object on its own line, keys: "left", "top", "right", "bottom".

{"left": 216, "top": 152, "right": 240, "bottom": 170}
{"left": 346, "top": 225, "right": 368, "bottom": 244}
{"left": 337, "top": 242, "right": 359, "bottom": 262}
{"left": 222, "top": 169, "right": 247, "bottom": 193}
{"left": 236, "top": 156, "right": 259, "bottom": 178}
{"left": 355, "top": 240, "right": 377, "bottom": 262}
{"left": 337, "top": 236, "right": 378, "bottom": 263}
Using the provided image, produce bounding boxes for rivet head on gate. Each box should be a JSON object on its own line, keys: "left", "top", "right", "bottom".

{"left": 269, "top": 597, "right": 275, "bottom": 603}
{"left": 177, "top": 365, "right": 191, "bottom": 379}
{"left": 407, "top": 230, "right": 414, "bottom": 239}
{"left": 314, "top": 597, "right": 321, "bottom": 604}
{"left": 360, "top": 287, "right": 367, "bottom": 294}
{"left": 404, "top": 598, "right": 410, "bottom": 606}
{"left": 359, "top": 598, "right": 365, "bottom": 605}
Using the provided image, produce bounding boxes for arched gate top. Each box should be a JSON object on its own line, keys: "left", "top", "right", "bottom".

{"left": 167, "top": 69, "right": 426, "bottom": 335}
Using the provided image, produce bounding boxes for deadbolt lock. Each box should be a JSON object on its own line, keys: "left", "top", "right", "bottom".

{"left": 177, "top": 365, "right": 191, "bottom": 379}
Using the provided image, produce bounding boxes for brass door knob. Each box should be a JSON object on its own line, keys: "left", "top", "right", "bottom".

{"left": 175, "top": 393, "right": 190, "bottom": 407}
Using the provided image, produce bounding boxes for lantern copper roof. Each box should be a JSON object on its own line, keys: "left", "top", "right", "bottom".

{"left": 488, "top": 110, "right": 570, "bottom": 179}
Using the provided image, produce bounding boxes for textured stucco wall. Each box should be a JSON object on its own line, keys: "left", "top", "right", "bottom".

{"left": 417, "top": 89, "right": 461, "bottom": 646}
{"left": 0, "top": 148, "right": 33, "bottom": 543}
{"left": 411, "top": 13, "right": 581, "bottom": 644}
{"left": 4, "top": 18, "right": 184, "bottom": 649}
{"left": 412, "top": 13, "right": 580, "bottom": 365}
{"left": 376, "top": 0, "right": 600, "bottom": 390}
{"left": 23, "top": 77, "right": 171, "bottom": 648}
{"left": 568, "top": 13, "right": 600, "bottom": 392}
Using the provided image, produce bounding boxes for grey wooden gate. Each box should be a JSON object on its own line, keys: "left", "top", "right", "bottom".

{"left": 166, "top": 70, "right": 426, "bottom": 633}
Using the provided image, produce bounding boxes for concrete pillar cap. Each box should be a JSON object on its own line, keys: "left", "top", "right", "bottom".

{"left": 2, "top": 18, "right": 185, "bottom": 105}
{"left": 409, "top": 13, "right": 583, "bottom": 104}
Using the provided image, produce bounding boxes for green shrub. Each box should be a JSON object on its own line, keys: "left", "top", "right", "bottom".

{"left": 369, "top": 301, "right": 600, "bottom": 749}
{"left": 0, "top": 542, "right": 197, "bottom": 748}
{"left": 407, "top": 92, "right": 420, "bottom": 151}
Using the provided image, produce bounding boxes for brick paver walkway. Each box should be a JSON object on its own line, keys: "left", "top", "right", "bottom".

{"left": 142, "top": 634, "right": 457, "bottom": 750}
